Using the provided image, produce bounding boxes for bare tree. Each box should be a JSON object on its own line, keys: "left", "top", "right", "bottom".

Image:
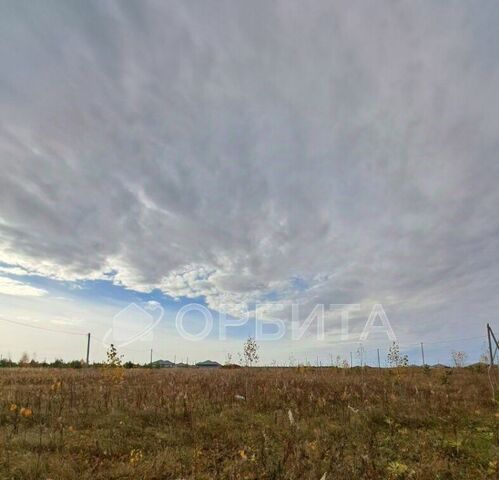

{"left": 479, "top": 342, "right": 490, "bottom": 365}
{"left": 451, "top": 350, "right": 467, "bottom": 368}
{"left": 387, "top": 342, "right": 408, "bottom": 368}
{"left": 19, "top": 352, "right": 30, "bottom": 366}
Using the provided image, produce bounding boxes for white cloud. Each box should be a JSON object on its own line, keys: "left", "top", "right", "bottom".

{"left": 0, "top": 265, "right": 29, "bottom": 276}
{"left": 0, "top": 277, "right": 47, "bottom": 297}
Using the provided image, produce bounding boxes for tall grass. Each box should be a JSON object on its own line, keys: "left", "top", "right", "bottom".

{"left": 0, "top": 367, "right": 497, "bottom": 479}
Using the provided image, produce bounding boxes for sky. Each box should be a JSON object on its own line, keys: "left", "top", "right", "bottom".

{"left": 0, "top": 0, "right": 498, "bottom": 365}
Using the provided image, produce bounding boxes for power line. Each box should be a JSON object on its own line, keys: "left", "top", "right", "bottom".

{"left": 0, "top": 316, "right": 87, "bottom": 336}
{"left": 0, "top": 317, "right": 152, "bottom": 353}
{"left": 412, "top": 335, "right": 487, "bottom": 346}
{"left": 361, "top": 335, "right": 488, "bottom": 355}
{"left": 1, "top": 315, "right": 493, "bottom": 361}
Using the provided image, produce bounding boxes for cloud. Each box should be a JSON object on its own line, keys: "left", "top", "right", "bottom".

{"left": 0, "top": 1, "right": 498, "bottom": 337}
{"left": 0, "top": 277, "right": 47, "bottom": 297}
{"left": 0, "top": 265, "right": 30, "bottom": 276}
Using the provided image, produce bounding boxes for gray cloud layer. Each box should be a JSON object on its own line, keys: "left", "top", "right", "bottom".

{"left": 1, "top": 1, "right": 498, "bottom": 334}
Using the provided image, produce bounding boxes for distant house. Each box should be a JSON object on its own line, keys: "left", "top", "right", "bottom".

{"left": 152, "top": 359, "right": 175, "bottom": 368}
{"left": 175, "top": 362, "right": 189, "bottom": 368}
{"left": 196, "top": 360, "right": 221, "bottom": 368}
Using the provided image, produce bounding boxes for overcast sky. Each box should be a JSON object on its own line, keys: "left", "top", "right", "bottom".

{"left": 0, "top": 1, "right": 498, "bottom": 364}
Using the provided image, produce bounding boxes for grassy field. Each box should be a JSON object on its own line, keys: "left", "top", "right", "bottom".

{"left": 0, "top": 366, "right": 498, "bottom": 479}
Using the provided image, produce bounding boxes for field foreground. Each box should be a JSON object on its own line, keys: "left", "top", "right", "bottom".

{"left": 0, "top": 367, "right": 498, "bottom": 479}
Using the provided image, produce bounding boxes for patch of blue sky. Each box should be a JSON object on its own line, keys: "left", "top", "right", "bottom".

{"left": 290, "top": 275, "right": 309, "bottom": 292}
{"left": 0, "top": 261, "right": 209, "bottom": 312}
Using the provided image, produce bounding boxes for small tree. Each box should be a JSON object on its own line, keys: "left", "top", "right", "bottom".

{"left": 334, "top": 356, "right": 349, "bottom": 368}
{"left": 387, "top": 342, "right": 408, "bottom": 368}
{"left": 479, "top": 351, "right": 490, "bottom": 365}
{"left": 51, "top": 358, "right": 65, "bottom": 368}
{"left": 451, "top": 350, "right": 467, "bottom": 368}
{"left": 103, "top": 344, "right": 125, "bottom": 384}
{"left": 19, "top": 352, "right": 30, "bottom": 367}
{"left": 242, "top": 337, "right": 259, "bottom": 367}
{"left": 479, "top": 343, "right": 490, "bottom": 365}
{"left": 68, "top": 359, "right": 84, "bottom": 369}
{"left": 105, "top": 344, "right": 123, "bottom": 368}
{"left": 356, "top": 344, "right": 365, "bottom": 367}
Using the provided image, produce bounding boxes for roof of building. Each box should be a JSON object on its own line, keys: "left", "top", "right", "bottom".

{"left": 152, "top": 359, "right": 175, "bottom": 366}
{"left": 195, "top": 360, "right": 222, "bottom": 367}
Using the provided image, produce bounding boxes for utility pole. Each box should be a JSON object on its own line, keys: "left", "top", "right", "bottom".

{"left": 86, "top": 333, "right": 91, "bottom": 365}
{"left": 150, "top": 348, "right": 153, "bottom": 366}
{"left": 350, "top": 351, "right": 353, "bottom": 368}
{"left": 420, "top": 342, "right": 425, "bottom": 366}
{"left": 377, "top": 348, "right": 381, "bottom": 368}
{"left": 487, "top": 324, "right": 498, "bottom": 367}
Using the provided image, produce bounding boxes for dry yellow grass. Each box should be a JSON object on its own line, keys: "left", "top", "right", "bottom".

{"left": 0, "top": 366, "right": 498, "bottom": 479}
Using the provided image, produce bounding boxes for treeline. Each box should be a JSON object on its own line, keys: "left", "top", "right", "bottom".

{"left": 0, "top": 358, "right": 148, "bottom": 369}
